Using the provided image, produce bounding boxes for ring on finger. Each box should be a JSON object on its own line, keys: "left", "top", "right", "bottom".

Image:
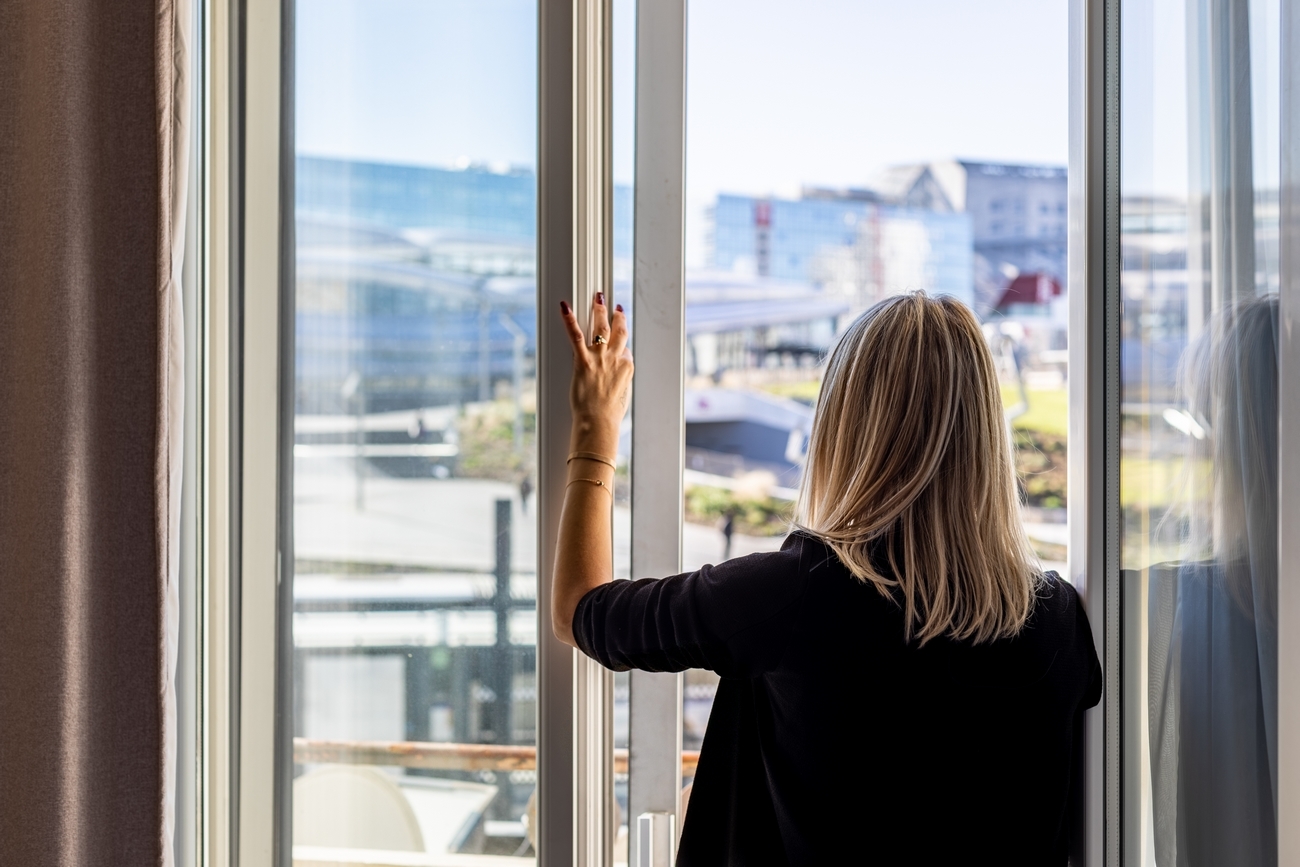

{"left": 592, "top": 334, "right": 608, "bottom": 346}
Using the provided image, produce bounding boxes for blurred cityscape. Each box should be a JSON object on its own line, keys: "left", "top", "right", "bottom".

{"left": 290, "top": 151, "right": 1094, "bottom": 858}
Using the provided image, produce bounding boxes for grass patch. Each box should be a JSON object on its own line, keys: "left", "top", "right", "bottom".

{"left": 1002, "top": 385, "right": 1068, "bottom": 437}
{"left": 684, "top": 486, "right": 793, "bottom": 537}
{"left": 1014, "top": 429, "right": 1067, "bottom": 509}
{"left": 760, "top": 381, "right": 822, "bottom": 405}
{"left": 456, "top": 402, "right": 536, "bottom": 482}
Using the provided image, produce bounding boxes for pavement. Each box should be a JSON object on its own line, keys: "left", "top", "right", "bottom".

{"left": 294, "top": 457, "right": 783, "bottom": 581}
{"left": 294, "top": 456, "right": 1065, "bottom": 587}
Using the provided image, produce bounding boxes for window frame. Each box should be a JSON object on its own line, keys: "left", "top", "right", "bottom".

{"left": 1274, "top": 0, "right": 1300, "bottom": 860}
{"left": 186, "top": 0, "right": 1300, "bottom": 865}
{"left": 214, "top": 0, "right": 625, "bottom": 865}
{"left": 1066, "top": 0, "right": 1119, "bottom": 863}
{"left": 626, "top": 1, "right": 688, "bottom": 862}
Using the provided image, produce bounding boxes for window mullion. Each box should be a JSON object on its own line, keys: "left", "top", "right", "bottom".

{"left": 627, "top": 0, "right": 688, "bottom": 863}
{"left": 1276, "top": 0, "right": 1300, "bottom": 858}
{"left": 1066, "top": 0, "right": 1120, "bottom": 864}
{"left": 538, "top": 1, "right": 617, "bottom": 865}
{"left": 236, "top": 0, "right": 284, "bottom": 862}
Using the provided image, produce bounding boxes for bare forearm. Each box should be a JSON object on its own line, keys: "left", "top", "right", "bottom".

{"left": 552, "top": 447, "right": 616, "bottom": 646}
{"left": 550, "top": 295, "right": 632, "bottom": 647}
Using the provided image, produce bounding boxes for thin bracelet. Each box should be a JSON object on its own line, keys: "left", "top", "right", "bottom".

{"left": 567, "top": 451, "right": 617, "bottom": 470}
{"left": 566, "top": 478, "right": 613, "bottom": 498}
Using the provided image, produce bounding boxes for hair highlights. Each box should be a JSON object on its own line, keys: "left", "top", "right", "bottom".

{"left": 795, "top": 293, "right": 1041, "bottom": 644}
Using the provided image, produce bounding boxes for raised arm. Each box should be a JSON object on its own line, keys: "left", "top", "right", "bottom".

{"left": 551, "top": 293, "right": 633, "bottom": 647}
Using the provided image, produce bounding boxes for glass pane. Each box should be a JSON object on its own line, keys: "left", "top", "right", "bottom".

{"left": 1120, "top": 0, "right": 1281, "bottom": 863}
{"left": 677, "top": 0, "right": 1070, "bottom": 772}
{"left": 292, "top": 1, "right": 540, "bottom": 860}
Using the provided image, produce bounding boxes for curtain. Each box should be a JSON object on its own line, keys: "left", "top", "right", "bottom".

{"left": 0, "top": 0, "right": 189, "bottom": 864}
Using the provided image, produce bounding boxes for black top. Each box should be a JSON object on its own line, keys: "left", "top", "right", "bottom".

{"left": 573, "top": 531, "right": 1102, "bottom": 865}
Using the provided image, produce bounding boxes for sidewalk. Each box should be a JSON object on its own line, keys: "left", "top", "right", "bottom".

{"left": 294, "top": 458, "right": 783, "bottom": 579}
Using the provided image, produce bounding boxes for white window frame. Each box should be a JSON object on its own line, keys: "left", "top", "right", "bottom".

{"left": 199, "top": 0, "right": 627, "bottom": 865}
{"left": 626, "top": 2, "right": 688, "bottom": 864}
{"left": 537, "top": 1, "right": 619, "bottom": 865}
{"left": 181, "top": 0, "right": 1300, "bottom": 865}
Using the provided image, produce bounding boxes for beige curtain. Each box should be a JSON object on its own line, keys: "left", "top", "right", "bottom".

{"left": 0, "top": 0, "right": 189, "bottom": 864}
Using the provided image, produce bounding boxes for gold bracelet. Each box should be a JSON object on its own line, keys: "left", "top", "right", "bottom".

{"left": 567, "top": 451, "right": 617, "bottom": 470}
{"left": 566, "top": 478, "right": 613, "bottom": 498}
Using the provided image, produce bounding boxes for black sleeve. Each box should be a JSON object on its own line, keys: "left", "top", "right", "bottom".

{"left": 570, "top": 535, "right": 814, "bottom": 678}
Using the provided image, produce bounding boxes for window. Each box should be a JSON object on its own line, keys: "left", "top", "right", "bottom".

{"left": 290, "top": 2, "right": 544, "bottom": 860}
{"left": 203, "top": 1, "right": 1300, "bottom": 865}
{"left": 1119, "top": 0, "right": 1284, "bottom": 861}
{"left": 674, "top": 0, "right": 1070, "bottom": 811}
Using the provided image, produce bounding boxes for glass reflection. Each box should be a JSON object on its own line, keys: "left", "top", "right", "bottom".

{"left": 292, "top": 1, "right": 541, "bottom": 860}
{"left": 1146, "top": 298, "right": 1278, "bottom": 864}
{"left": 1120, "top": 0, "right": 1281, "bottom": 861}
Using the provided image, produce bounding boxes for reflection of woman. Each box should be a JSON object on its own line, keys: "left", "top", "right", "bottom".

{"left": 551, "top": 292, "right": 1101, "bottom": 864}
{"left": 1149, "top": 296, "right": 1279, "bottom": 866}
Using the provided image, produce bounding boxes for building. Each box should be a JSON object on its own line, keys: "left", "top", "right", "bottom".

{"left": 880, "top": 160, "right": 1069, "bottom": 304}
{"left": 709, "top": 192, "right": 975, "bottom": 313}
{"left": 683, "top": 272, "right": 848, "bottom": 378}
{"left": 295, "top": 156, "right": 851, "bottom": 415}
{"left": 297, "top": 154, "right": 633, "bottom": 267}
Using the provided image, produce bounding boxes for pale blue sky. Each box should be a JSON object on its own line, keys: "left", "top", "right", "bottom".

{"left": 297, "top": 0, "right": 1070, "bottom": 200}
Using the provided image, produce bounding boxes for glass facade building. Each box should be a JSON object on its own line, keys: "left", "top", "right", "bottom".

{"left": 710, "top": 193, "right": 975, "bottom": 310}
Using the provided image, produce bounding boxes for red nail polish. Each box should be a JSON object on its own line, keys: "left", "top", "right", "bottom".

{"left": 560, "top": 300, "right": 571, "bottom": 315}
{"left": 596, "top": 292, "right": 605, "bottom": 306}
{"left": 616, "top": 304, "right": 624, "bottom": 313}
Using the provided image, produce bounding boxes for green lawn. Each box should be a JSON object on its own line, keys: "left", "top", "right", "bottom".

{"left": 1002, "top": 385, "right": 1068, "bottom": 437}
{"left": 761, "top": 380, "right": 822, "bottom": 405}
{"left": 761, "top": 382, "right": 1069, "bottom": 437}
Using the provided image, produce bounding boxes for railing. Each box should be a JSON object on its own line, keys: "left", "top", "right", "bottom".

{"left": 295, "top": 737, "right": 701, "bottom": 778}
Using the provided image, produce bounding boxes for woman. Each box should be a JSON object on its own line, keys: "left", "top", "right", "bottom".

{"left": 553, "top": 292, "right": 1101, "bottom": 864}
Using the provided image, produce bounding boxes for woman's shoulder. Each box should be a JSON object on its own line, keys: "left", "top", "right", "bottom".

{"left": 706, "top": 529, "right": 840, "bottom": 578}
{"left": 1025, "top": 571, "right": 1101, "bottom": 690}
{"left": 1027, "top": 570, "right": 1087, "bottom": 629}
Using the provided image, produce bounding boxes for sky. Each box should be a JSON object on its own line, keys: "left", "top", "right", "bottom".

{"left": 296, "top": 0, "right": 1071, "bottom": 200}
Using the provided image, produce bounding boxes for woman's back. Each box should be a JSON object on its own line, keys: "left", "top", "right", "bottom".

{"left": 553, "top": 292, "right": 1102, "bottom": 864}
{"left": 573, "top": 532, "right": 1101, "bottom": 864}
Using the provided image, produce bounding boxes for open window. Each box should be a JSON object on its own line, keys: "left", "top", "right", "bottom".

{"left": 196, "top": 0, "right": 1300, "bottom": 865}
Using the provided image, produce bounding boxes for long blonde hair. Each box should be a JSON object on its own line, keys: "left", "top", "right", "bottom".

{"left": 795, "top": 292, "right": 1041, "bottom": 644}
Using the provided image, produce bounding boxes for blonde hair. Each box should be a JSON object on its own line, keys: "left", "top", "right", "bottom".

{"left": 1170, "top": 295, "right": 1278, "bottom": 624}
{"left": 795, "top": 293, "right": 1041, "bottom": 644}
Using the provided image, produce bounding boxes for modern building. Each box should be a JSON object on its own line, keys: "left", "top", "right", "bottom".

{"left": 683, "top": 272, "right": 848, "bottom": 378}
{"left": 295, "top": 156, "right": 850, "bottom": 417}
{"left": 878, "top": 160, "right": 1069, "bottom": 304}
{"left": 706, "top": 160, "right": 1067, "bottom": 330}
{"left": 708, "top": 192, "right": 975, "bottom": 313}
{"left": 297, "top": 154, "right": 633, "bottom": 266}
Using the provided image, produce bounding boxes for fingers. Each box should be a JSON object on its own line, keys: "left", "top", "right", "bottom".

{"left": 559, "top": 301, "right": 590, "bottom": 363}
{"left": 607, "top": 303, "right": 629, "bottom": 354}
{"left": 588, "top": 292, "right": 610, "bottom": 342}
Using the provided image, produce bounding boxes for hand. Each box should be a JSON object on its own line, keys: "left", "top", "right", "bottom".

{"left": 559, "top": 293, "right": 633, "bottom": 455}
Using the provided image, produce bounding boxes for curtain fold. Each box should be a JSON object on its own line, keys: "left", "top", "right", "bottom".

{"left": 0, "top": 0, "right": 188, "bottom": 864}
